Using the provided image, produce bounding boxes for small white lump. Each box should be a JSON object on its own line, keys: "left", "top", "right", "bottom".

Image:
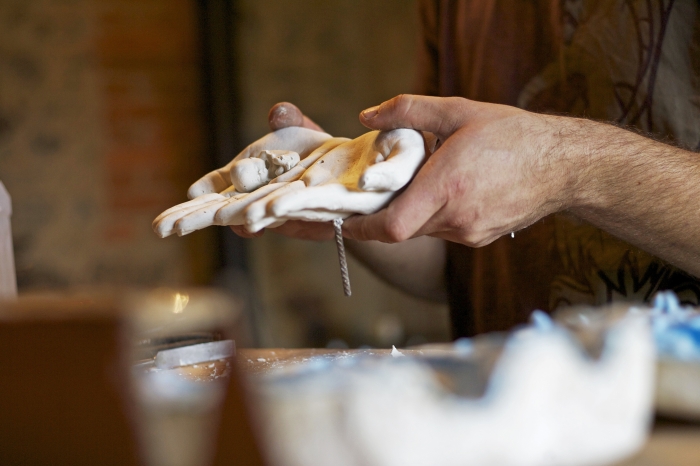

{"left": 230, "top": 150, "right": 301, "bottom": 193}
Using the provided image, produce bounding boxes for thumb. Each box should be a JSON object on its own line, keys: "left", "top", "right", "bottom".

{"left": 268, "top": 102, "right": 324, "bottom": 132}
{"left": 359, "top": 95, "right": 468, "bottom": 139}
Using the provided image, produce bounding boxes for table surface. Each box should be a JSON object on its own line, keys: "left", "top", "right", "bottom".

{"left": 178, "top": 348, "right": 700, "bottom": 466}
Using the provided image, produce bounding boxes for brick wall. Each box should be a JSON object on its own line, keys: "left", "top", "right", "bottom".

{"left": 0, "top": 0, "right": 211, "bottom": 289}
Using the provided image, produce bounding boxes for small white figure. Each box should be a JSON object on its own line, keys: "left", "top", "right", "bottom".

{"left": 229, "top": 150, "right": 301, "bottom": 193}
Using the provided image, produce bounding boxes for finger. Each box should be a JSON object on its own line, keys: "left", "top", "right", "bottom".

{"left": 153, "top": 193, "right": 224, "bottom": 225}
{"left": 246, "top": 217, "right": 288, "bottom": 233}
{"left": 230, "top": 225, "right": 264, "bottom": 238}
{"left": 268, "top": 102, "right": 324, "bottom": 132}
{"left": 298, "top": 138, "right": 353, "bottom": 187}
{"left": 244, "top": 180, "right": 306, "bottom": 225}
{"left": 298, "top": 137, "right": 349, "bottom": 169}
{"left": 342, "top": 175, "right": 444, "bottom": 243}
{"left": 246, "top": 216, "right": 284, "bottom": 233}
{"left": 269, "top": 165, "right": 305, "bottom": 184}
{"left": 248, "top": 209, "right": 342, "bottom": 233}
{"left": 153, "top": 196, "right": 226, "bottom": 238}
{"left": 187, "top": 170, "right": 230, "bottom": 199}
{"left": 214, "top": 182, "right": 290, "bottom": 225}
{"left": 270, "top": 184, "right": 394, "bottom": 217}
{"left": 278, "top": 210, "right": 348, "bottom": 222}
{"left": 359, "top": 95, "right": 470, "bottom": 139}
{"left": 358, "top": 129, "right": 425, "bottom": 191}
{"left": 174, "top": 199, "right": 229, "bottom": 236}
{"left": 271, "top": 220, "right": 335, "bottom": 241}
{"left": 301, "top": 115, "right": 324, "bottom": 132}
{"left": 268, "top": 137, "right": 347, "bottom": 184}
{"left": 254, "top": 127, "right": 332, "bottom": 159}
{"left": 220, "top": 185, "right": 242, "bottom": 197}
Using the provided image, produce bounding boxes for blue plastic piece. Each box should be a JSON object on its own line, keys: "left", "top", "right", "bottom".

{"left": 650, "top": 290, "right": 700, "bottom": 361}
{"left": 453, "top": 337, "right": 474, "bottom": 355}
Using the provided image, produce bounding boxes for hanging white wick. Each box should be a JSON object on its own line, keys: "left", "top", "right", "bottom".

{"left": 333, "top": 218, "right": 352, "bottom": 297}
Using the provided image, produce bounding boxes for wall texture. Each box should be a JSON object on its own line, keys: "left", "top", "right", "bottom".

{"left": 0, "top": 0, "right": 210, "bottom": 289}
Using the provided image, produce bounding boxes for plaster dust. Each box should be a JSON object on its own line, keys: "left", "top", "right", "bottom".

{"left": 152, "top": 127, "right": 426, "bottom": 237}
{"left": 390, "top": 345, "right": 404, "bottom": 357}
{"left": 255, "top": 313, "right": 655, "bottom": 466}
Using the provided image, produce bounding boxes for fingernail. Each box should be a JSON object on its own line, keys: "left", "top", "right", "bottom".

{"left": 361, "top": 106, "right": 379, "bottom": 120}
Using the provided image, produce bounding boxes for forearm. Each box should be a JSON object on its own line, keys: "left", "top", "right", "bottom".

{"left": 561, "top": 117, "right": 700, "bottom": 277}
{"left": 346, "top": 236, "right": 447, "bottom": 302}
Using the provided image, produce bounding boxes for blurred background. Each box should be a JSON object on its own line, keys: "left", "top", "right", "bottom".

{"left": 0, "top": 0, "right": 450, "bottom": 348}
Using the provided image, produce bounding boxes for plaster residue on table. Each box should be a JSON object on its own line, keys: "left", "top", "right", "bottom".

{"left": 236, "top": 348, "right": 425, "bottom": 375}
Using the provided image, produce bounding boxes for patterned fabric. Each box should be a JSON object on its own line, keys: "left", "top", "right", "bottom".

{"left": 417, "top": 0, "right": 700, "bottom": 337}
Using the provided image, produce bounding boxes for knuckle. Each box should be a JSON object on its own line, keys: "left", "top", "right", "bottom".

{"left": 383, "top": 218, "right": 410, "bottom": 243}
{"left": 447, "top": 96, "right": 468, "bottom": 109}
{"left": 459, "top": 221, "right": 494, "bottom": 247}
{"left": 390, "top": 94, "right": 414, "bottom": 121}
{"left": 444, "top": 216, "right": 463, "bottom": 231}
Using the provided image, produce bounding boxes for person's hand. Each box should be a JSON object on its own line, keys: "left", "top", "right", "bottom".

{"left": 342, "top": 94, "right": 580, "bottom": 246}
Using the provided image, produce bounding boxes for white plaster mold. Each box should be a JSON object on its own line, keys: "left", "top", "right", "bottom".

{"left": 152, "top": 127, "right": 426, "bottom": 238}
{"left": 559, "top": 293, "right": 700, "bottom": 421}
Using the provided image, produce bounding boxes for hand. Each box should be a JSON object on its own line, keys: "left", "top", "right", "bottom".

{"left": 343, "top": 95, "right": 580, "bottom": 245}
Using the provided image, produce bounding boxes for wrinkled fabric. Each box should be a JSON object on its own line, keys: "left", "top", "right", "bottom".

{"left": 418, "top": 0, "right": 700, "bottom": 337}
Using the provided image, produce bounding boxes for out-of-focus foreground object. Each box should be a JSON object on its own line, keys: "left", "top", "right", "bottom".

{"left": 0, "top": 181, "right": 17, "bottom": 299}
{"left": 559, "top": 291, "right": 700, "bottom": 421}
{"left": 0, "top": 291, "right": 267, "bottom": 466}
{"left": 126, "top": 288, "right": 266, "bottom": 466}
{"left": 255, "top": 307, "right": 655, "bottom": 466}
{"left": 0, "top": 295, "right": 140, "bottom": 466}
